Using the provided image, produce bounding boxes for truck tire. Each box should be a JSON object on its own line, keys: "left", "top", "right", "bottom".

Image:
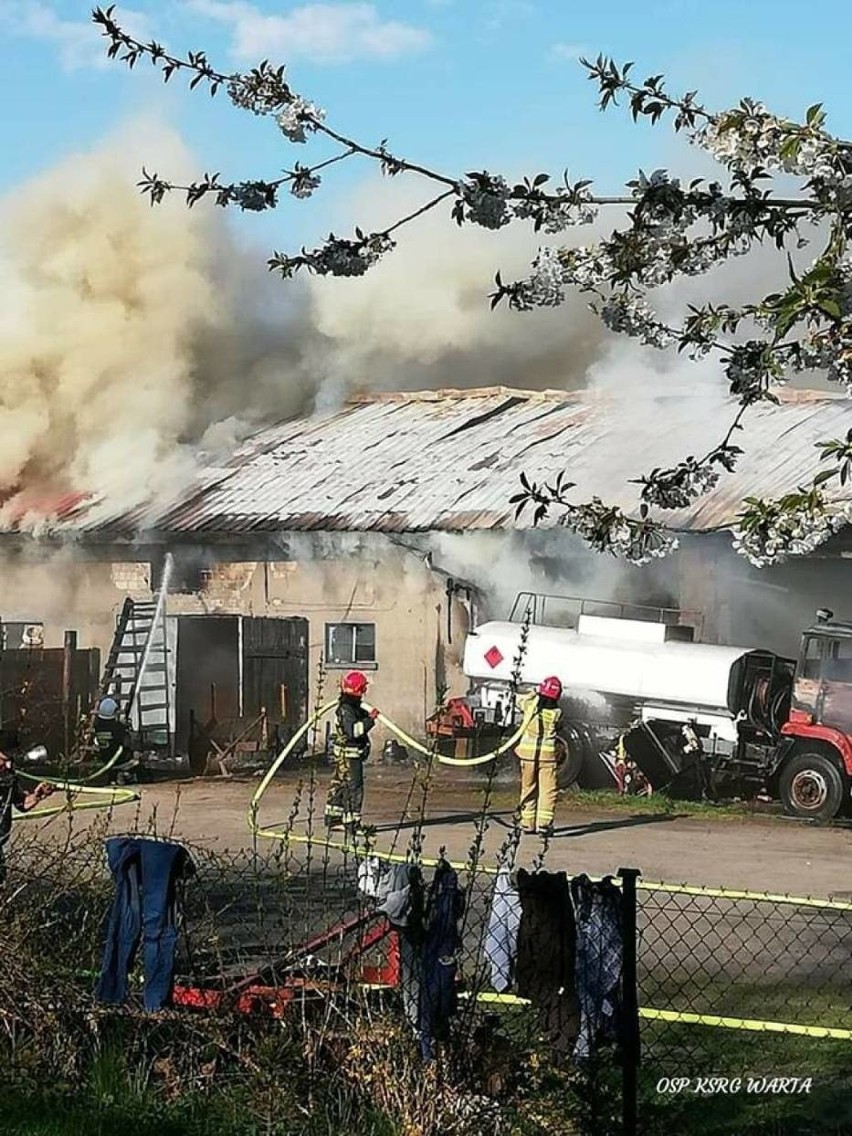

{"left": 556, "top": 726, "right": 587, "bottom": 790}
{"left": 778, "top": 751, "right": 846, "bottom": 821}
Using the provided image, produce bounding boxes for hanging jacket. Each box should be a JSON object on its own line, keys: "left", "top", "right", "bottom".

{"left": 516, "top": 868, "right": 578, "bottom": 1057}
{"left": 376, "top": 863, "right": 425, "bottom": 1034}
{"left": 332, "top": 693, "right": 374, "bottom": 761}
{"left": 484, "top": 867, "right": 522, "bottom": 993}
{"left": 570, "top": 874, "right": 623, "bottom": 1061}
{"left": 515, "top": 693, "right": 562, "bottom": 762}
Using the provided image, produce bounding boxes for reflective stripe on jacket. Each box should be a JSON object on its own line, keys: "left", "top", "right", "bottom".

{"left": 515, "top": 692, "right": 561, "bottom": 762}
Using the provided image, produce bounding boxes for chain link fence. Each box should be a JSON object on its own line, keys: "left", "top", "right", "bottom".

{"left": 3, "top": 789, "right": 851, "bottom": 1135}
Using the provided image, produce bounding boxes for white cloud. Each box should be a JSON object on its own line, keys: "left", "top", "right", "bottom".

{"left": 551, "top": 42, "right": 586, "bottom": 63}
{"left": 190, "top": 1, "right": 432, "bottom": 64}
{"left": 0, "top": 2, "right": 151, "bottom": 71}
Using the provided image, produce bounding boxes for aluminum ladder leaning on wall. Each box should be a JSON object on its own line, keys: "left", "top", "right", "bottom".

{"left": 95, "top": 553, "right": 174, "bottom": 756}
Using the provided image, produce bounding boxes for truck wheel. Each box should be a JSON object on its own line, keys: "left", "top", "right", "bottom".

{"left": 779, "top": 752, "right": 845, "bottom": 821}
{"left": 556, "top": 730, "right": 585, "bottom": 790}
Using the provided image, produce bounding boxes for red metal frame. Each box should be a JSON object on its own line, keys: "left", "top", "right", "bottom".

{"left": 172, "top": 910, "right": 400, "bottom": 1018}
{"left": 781, "top": 719, "right": 852, "bottom": 775}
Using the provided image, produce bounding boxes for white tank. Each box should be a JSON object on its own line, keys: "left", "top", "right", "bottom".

{"left": 463, "top": 620, "right": 765, "bottom": 715}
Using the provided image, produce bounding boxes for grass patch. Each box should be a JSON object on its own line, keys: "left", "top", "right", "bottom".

{"left": 640, "top": 1020, "right": 852, "bottom": 1135}
{"left": 641, "top": 979, "right": 852, "bottom": 1033}
{"left": 0, "top": 1068, "right": 398, "bottom": 1136}
{"left": 564, "top": 787, "right": 772, "bottom": 820}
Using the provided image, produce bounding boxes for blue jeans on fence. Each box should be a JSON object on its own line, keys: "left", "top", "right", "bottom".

{"left": 95, "top": 837, "right": 191, "bottom": 1011}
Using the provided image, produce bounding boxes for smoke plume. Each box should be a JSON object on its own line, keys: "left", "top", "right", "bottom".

{"left": 0, "top": 124, "right": 840, "bottom": 662}
{"left": 0, "top": 129, "right": 806, "bottom": 530}
{"left": 305, "top": 178, "right": 608, "bottom": 406}
{"left": 0, "top": 121, "right": 322, "bottom": 529}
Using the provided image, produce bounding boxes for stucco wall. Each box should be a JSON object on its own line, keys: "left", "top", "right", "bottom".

{"left": 0, "top": 548, "right": 471, "bottom": 739}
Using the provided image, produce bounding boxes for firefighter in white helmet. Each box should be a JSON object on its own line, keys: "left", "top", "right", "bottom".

{"left": 93, "top": 697, "right": 133, "bottom": 784}
{"left": 515, "top": 676, "right": 563, "bottom": 836}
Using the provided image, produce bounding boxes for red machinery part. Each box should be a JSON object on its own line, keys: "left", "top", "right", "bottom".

{"left": 171, "top": 913, "right": 401, "bottom": 1018}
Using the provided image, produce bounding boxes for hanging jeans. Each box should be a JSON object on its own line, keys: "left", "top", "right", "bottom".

{"left": 419, "top": 863, "right": 464, "bottom": 1061}
{"left": 484, "top": 867, "right": 521, "bottom": 993}
{"left": 95, "top": 837, "right": 192, "bottom": 1011}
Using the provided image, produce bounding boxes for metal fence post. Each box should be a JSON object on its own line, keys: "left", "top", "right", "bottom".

{"left": 618, "top": 867, "right": 642, "bottom": 1136}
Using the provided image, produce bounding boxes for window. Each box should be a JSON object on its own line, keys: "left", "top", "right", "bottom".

{"left": 801, "top": 635, "right": 823, "bottom": 680}
{"left": 824, "top": 637, "right": 852, "bottom": 682}
{"left": 325, "top": 623, "right": 377, "bottom": 668}
{"left": 801, "top": 635, "right": 852, "bottom": 682}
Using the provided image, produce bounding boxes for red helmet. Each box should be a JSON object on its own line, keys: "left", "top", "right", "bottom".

{"left": 538, "top": 676, "right": 562, "bottom": 699}
{"left": 341, "top": 670, "right": 369, "bottom": 696}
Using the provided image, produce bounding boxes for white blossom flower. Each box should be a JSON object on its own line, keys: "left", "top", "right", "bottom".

{"left": 732, "top": 507, "right": 846, "bottom": 566}
{"left": 511, "top": 190, "right": 598, "bottom": 233}
{"left": 516, "top": 246, "right": 571, "bottom": 308}
{"left": 276, "top": 97, "right": 325, "bottom": 143}
{"left": 311, "top": 233, "right": 395, "bottom": 276}
{"left": 597, "top": 294, "right": 675, "bottom": 348}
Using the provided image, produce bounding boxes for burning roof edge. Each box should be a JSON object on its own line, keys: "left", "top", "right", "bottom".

{"left": 1, "top": 385, "right": 849, "bottom": 541}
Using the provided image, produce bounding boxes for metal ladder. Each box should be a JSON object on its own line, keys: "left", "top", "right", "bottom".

{"left": 91, "top": 555, "right": 174, "bottom": 753}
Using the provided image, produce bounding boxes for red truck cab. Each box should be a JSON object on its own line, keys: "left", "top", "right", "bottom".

{"left": 778, "top": 610, "right": 852, "bottom": 819}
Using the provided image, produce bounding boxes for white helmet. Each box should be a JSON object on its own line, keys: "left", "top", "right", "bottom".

{"left": 98, "top": 697, "right": 119, "bottom": 720}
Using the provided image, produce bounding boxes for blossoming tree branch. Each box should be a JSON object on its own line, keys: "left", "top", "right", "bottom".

{"left": 93, "top": 6, "right": 852, "bottom": 568}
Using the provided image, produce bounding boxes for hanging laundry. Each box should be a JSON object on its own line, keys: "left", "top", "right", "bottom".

{"left": 418, "top": 860, "right": 465, "bottom": 1061}
{"left": 569, "top": 874, "right": 624, "bottom": 1061}
{"left": 375, "top": 862, "right": 422, "bottom": 928}
{"left": 95, "top": 837, "right": 194, "bottom": 1012}
{"left": 357, "top": 856, "right": 386, "bottom": 899}
{"left": 515, "top": 869, "right": 579, "bottom": 1057}
{"left": 372, "top": 859, "right": 463, "bottom": 1060}
{"left": 484, "top": 867, "right": 522, "bottom": 993}
{"left": 366, "top": 861, "right": 424, "bottom": 1033}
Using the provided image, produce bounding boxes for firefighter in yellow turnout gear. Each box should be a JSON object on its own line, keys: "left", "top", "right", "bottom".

{"left": 325, "top": 670, "right": 379, "bottom": 832}
{"left": 515, "top": 676, "right": 563, "bottom": 836}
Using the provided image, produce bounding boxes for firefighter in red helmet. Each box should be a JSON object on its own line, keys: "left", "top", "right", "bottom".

{"left": 325, "top": 670, "right": 379, "bottom": 832}
{"left": 515, "top": 675, "right": 563, "bottom": 836}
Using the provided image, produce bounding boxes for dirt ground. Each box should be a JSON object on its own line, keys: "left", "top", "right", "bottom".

{"left": 50, "top": 766, "right": 852, "bottom": 898}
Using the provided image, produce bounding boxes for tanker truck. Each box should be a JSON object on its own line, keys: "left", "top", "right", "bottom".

{"left": 457, "top": 594, "right": 852, "bottom": 821}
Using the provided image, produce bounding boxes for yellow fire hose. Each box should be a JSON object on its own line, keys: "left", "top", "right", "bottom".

{"left": 14, "top": 746, "right": 140, "bottom": 820}
{"left": 249, "top": 699, "right": 529, "bottom": 840}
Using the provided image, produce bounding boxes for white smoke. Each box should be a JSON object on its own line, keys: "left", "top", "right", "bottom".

{"left": 0, "top": 126, "right": 837, "bottom": 659}
{"left": 305, "top": 178, "right": 608, "bottom": 406}
{"left": 0, "top": 120, "right": 321, "bottom": 529}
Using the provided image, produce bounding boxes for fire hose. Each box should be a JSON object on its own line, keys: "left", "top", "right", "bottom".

{"left": 13, "top": 746, "right": 140, "bottom": 820}
{"left": 249, "top": 700, "right": 529, "bottom": 837}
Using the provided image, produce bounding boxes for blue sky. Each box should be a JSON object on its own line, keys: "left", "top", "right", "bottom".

{"left": 2, "top": 0, "right": 852, "bottom": 245}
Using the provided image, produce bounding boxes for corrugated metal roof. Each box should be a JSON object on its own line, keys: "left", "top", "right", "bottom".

{"left": 11, "top": 387, "right": 852, "bottom": 538}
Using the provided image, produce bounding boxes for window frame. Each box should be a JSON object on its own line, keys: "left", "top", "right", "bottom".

{"left": 324, "top": 622, "right": 378, "bottom": 670}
